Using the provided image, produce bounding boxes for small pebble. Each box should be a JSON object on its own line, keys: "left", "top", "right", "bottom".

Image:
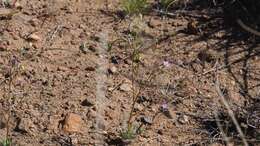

{"left": 28, "top": 34, "right": 40, "bottom": 41}
{"left": 119, "top": 83, "right": 132, "bottom": 92}
{"left": 14, "top": 2, "right": 22, "bottom": 9}
{"left": 178, "top": 114, "right": 189, "bottom": 124}
{"left": 81, "top": 97, "right": 95, "bottom": 107}
{"left": 140, "top": 116, "right": 153, "bottom": 125}
{"left": 108, "top": 66, "right": 117, "bottom": 74}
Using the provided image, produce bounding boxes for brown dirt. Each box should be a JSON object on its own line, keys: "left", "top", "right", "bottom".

{"left": 0, "top": 0, "right": 259, "bottom": 146}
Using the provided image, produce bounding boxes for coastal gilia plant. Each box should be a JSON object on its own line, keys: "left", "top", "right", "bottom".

{"left": 118, "top": 15, "right": 147, "bottom": 144}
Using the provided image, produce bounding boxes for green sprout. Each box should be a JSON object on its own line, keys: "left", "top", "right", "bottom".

{"left": 1, "top": 138, "right": 11, "bottom": 146}
{"left": 121, "top": 0, "right": 148, "bottom": 15}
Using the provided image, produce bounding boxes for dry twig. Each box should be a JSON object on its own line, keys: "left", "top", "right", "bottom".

{"left": 215, "top": 74, "right": 249, "bottom": 146}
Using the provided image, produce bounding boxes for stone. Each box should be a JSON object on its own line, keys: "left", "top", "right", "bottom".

{"left": 57, "top": 66, "right": 68, "bottom": 72}
{"left": 81, "top": 97, "right": 95, "bottom": 107}
{"left": 140, "top": 116, "right": 153, "bottom": 125}
{"left": 63, "top": 113, "right": 83, "bottom": 133}
{"left": 108, "top": 66, "right": 117, "bottom": 74}
{"left": 119, "top": 83, "right": 132, "bottom": 92}
{"left": 14, "top": 2, "right": 22, "bottom": 9}
{"left": 134, "top": 103, "right": 144, "bottom": 111}
{"left": 28, "top": 34, "right": 40, "bottom": 41}
{"left": 178, "top": 114, "right": 189, "bottom": 124}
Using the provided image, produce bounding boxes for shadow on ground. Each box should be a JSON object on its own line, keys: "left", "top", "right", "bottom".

{"left": 153, "top": 0, "right": 260, "bottom": 145}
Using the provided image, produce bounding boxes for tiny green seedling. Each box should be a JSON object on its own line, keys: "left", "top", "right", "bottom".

{"left": 120, "top": 125, "right": 137, "bottom": 140}
{"left": 120, "top": 123, "right": 144, "bottom": 139}
{"left": 1, "top": 138, "right": 11, "bottom": 146}
{"left": 121, "top": 0, "right": 148, "bottom": 15}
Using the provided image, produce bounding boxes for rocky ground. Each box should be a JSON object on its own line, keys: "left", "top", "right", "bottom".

{"left": 0, "top": 0, "right": 259, "bottom": 146}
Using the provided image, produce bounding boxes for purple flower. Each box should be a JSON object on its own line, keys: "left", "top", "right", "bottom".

{"left": 161, "top": 101, "right": 168, "bottom": 112}
{"left": 163, "top": 61, "right": 171, "bottom": 68}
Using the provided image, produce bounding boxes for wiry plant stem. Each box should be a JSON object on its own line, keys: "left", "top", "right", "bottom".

{"left": 215, "top": 76, "right": 249, "bottom": 146}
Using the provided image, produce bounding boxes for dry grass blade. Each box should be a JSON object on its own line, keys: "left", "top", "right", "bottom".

{"left": 237, "top": 18, "right": 260, "bottom": 36}
{"left": 215, "top": 76, "right": 249, "bottom": 146}
{"left": 0, "top": 8, "right": 18, "bottom": 18}
{"left": 213, "top": 111, "right": 230, "bottom": 144}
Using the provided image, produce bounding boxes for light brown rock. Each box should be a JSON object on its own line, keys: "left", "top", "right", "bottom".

{"left": 119, "top": 79, "right": 132, "bottom": 92}
{"left": 14, "top": 2, "right": 22, "bottom": 9}
{"left": 63, "top": 113, "right": 83, "bottom": 133}
{"left": 108, "top": 66, "right": 117, "bottom": 74}
{"left": 28, "top": 34, "right": 40, "bottom": 41}
{"left": 178, "top": 114, "right": 189, "bottom": 124}
{"left": 119, "top": 83, "right": 132, "bottom": 92}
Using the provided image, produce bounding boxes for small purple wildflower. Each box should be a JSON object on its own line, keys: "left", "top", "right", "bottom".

{"left": 163, "top": 61, "right": 171, "bottom": 68}
{"left": 161, "top": 101, "right": 168, "bottom": 112}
